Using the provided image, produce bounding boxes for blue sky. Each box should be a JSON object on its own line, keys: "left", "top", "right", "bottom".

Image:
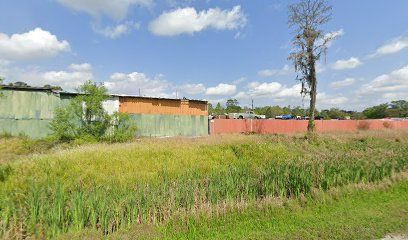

{"left": 0, "top": 0, "right": 407, "bottom": 110}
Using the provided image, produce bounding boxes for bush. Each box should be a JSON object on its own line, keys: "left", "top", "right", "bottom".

{"left": 383, "top": 121, "right": 393, "bottom": 129}
{"left": 357, "top": 121, "right": 371, "bottom": 130}
{"left": 50, "top": 81, "right": 136, "bottom": 143}
{"left": 104, "top": 112, "right": 137, "bottom": 143}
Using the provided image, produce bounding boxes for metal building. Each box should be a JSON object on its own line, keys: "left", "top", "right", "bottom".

{"left": 119, "top": 96, "right": 208, "bottom": 137}
{"left": 0, "top": 86, "right": 208, "bottom": 138}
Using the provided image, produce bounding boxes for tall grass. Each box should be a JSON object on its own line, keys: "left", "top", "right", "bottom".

{"left": 0, "top": 131, "right": 407, "bottom": 239}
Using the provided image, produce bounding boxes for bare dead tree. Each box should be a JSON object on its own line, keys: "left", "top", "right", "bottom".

{"left": 288, "top": 0, "right": 337, "bottom": 132}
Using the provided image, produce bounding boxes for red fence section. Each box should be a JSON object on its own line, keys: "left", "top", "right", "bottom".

{"left": 209, "top": 119, "right": 408, "bottom": 135}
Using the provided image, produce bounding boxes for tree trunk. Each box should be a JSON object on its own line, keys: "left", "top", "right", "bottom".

{"left": 307, "top": 49, "right": 317, "bottom": 132}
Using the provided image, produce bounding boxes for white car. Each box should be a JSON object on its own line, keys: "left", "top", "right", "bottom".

{"left": 228, "top": 111, "right": 266, "bottom": 119}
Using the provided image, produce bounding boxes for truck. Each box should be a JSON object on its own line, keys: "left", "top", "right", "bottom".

{"left": 228, "top": 111, "right": 266, "bottom": 119}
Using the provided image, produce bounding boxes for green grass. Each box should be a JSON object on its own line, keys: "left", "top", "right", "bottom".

{"left": 1, "top": 130, "right": 408, "bottom": 239}
{"left": 102, "top": 179, "right": 407, "bottom": 240}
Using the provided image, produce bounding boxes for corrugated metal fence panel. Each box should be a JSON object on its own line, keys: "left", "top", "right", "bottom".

{"left": 0, "top": 90, "right": 61, "bottom": 138}
{"left": 0, "top": 90, "right": 60, "bottom": 120}
{"left": 210, "top": 119, "right": 408, "bottom": 135}
{"left": 130, "top": 114, "right": 208, "bottom": 137}
{"left": 0, "top": 119, "right": 52, "bottom": 138}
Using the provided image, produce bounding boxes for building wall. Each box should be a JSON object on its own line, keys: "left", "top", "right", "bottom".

{"left": 0, "top": 89, "right": 61, "bottom": 138}
{"left": 119, "top": 97, "right": 208, "bottom": 137}
{"left": 102, "top": 97, "right": 120, "bottom": 115}
{"left": 119, "top": 97, "right": 207, "bottom": 116}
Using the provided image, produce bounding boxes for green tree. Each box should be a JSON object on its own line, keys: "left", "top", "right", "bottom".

{"left": 327, "top": 108, "right": 346, "bottom": 119}
{"left": 288, "top": 0, "right": 337, "bottom": 131}
{"left": 225, "top": 99, "right": 241, "bottom": 113}
{"left": 213, "top": 102, "right": 225, "bottom": 116}
{"left": 208, "top": 103, "right": 214, "bottom": 115}
{"left": 50, "top": 81, "right": 136, "bottom": 142}
{"left": 291, "top": 106, "right": 305, "bottom": 117}
{"left": 363, "top": 104, "right": 388, "bottom": 119}
{"left": 388, "top": 100, "right": 408, "bottom": 118}
{"left": 0, "top": 77, "right": 4, "bottom": 97}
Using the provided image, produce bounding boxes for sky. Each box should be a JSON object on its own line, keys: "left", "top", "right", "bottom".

{"left": 0, "top": 0, "right": 407, "bottom": 111}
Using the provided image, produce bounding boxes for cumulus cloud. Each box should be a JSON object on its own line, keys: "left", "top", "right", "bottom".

{"left": 234, "top": 81, "right": 301, "bottom": 100}
{"left": 0, "top": 28, "right": 70, "bottom": 61}
{"left": 360, "top": 65, "right": 408, "bottom": 97}
{"left": 332, "top": 57, "right": 362, "bottom": 70}
{"left": 149, "top": 5, "right": 247, "bottom": 36}
{"left": 319, "top": 29, "right": 344, "bottom": 47}
{"left": 69, "top": 63, "right": 92, "bottom": 72}
{"left": 2, "top": 63, "right": 93, "bottom": 90}
{"left": 56, "top": 0, "right": 153, "bottom": 20}
{"left": 180, "top": 83, "right": 206, "bottom": 95}
{"left": 330, "top": 78, "right": 355, "bottom": 88}
{"left": 42, "top": 67, "right": 94, "bottom": 90}
{"left": 370, "top": 36, "right": 408, "bottom": 57}
{"left": 318, "top": 93, "right": 348, "bottom": 106}
{"left": 104, "top": 72, "right": 172, "bottom": 97}
{"left": 258, "top": 65, "right": 291, "bottom": 77}
{"left": 205, "top": 83, "right": 236, "bottom": 96}
{"left": 93, "top": 21, "right": 140, "bottom": 39}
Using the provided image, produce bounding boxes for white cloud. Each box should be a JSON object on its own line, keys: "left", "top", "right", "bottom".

{"left": 233, "top": 77, "right": 246, "bottom": 84}
{"left": 42, "top": 67, "right": 94, "bottom": 90}
{"left": 149, "top": 5, "right": 247, "bottom": 36}
{"left": 93, "top": 21, "right": 140, "bottom": 39}
{"left": 180, "top": 83, "right": 206, "bottom": 95}
{"left": 330, "top": 78, "right": 355, "bottom": 88}
{"left": 360, "top": 65, "right": 408, "bottom": 97}
{"left": 104, "top": 72, "right": 172, "bottom": 97}
{"left": 3, "top": 63, "right": 94, "bottom": 90}
{"left": 205, "top": 83, "right": 236, "bottom": 96}
{"left": 320, "top": 29, "right": 344, "bottom": 47}
{"left": 247, "top": 82, "right": 282, "bottom": 95}
{"left": 371, "top": 36, "right": 408, "bottom": 57}
{"left": 332, "top": 57, "right": 362, "bottom": 70}
{"left": 56, "top": 0, "right": 153, "bottom": 20}
{"left": 0, "top": 28, "right": 70, "bottom": 61}
{"left": 69, "top": 63, "right": 92, "bottom": 72}
{"left": 235, "top": 81, "right": 301, "bottom": 100}
{"left": 318, "top": 93, "right": 348, "bottom": 106}
{"left": 258, "top": 64, "right": 291, "bottom": 77}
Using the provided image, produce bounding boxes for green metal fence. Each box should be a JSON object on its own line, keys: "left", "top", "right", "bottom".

{"left": 130, "top": 114, "right": 208, "bottom": 137}
{"left": 0, "top": 90, "right": 62, "bottom": 138}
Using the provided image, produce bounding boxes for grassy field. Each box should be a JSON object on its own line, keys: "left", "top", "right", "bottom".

{"left": 0, "top": 130, "right": 408, "bottom": 239}
{"left": 107, "top": 179, "right": 408, "bottom": 240}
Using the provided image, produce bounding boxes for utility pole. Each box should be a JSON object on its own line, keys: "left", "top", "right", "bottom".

{"left": 138, "top": 88, "right": 141, "bottom": 96}
{"left": 251, "top": 98, "right": 254, "bottom": 111}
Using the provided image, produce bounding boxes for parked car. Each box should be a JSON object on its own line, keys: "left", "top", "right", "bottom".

{"left": 275, "top": 115, "right": 283, "bottom": 119}
{"left": 228, "top": 111, "right": 266, "bottom": 119}
{"left": 282, "top": 114, "right": 294, "bottom": 120}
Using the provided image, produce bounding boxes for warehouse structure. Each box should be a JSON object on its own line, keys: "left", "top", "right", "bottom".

{"left": 0, "top": 86, "right": 208, "bottom": 138}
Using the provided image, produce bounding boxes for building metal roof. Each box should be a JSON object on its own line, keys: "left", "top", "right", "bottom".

{"left": 1, "top": 85, "right": 208, "bottom": 104}
{"left": 1, "top": 85, "right": 57, "bottom": 92}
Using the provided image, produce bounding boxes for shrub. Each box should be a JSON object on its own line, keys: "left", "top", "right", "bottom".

{"left": 49, "top": 81, "right": 136, "bottom": 143}
{"left": 357, "top": 121, "right": 371, "bottom": 130}
{"left": 383, "top": 121, "right": 393, "bottom": 129}
{"left": 104, "top": 112, "right": 137, "bottom": 143}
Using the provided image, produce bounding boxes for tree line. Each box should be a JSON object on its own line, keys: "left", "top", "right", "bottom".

{"left": 208, "top": 99, "right": 408, "bottom": 120}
